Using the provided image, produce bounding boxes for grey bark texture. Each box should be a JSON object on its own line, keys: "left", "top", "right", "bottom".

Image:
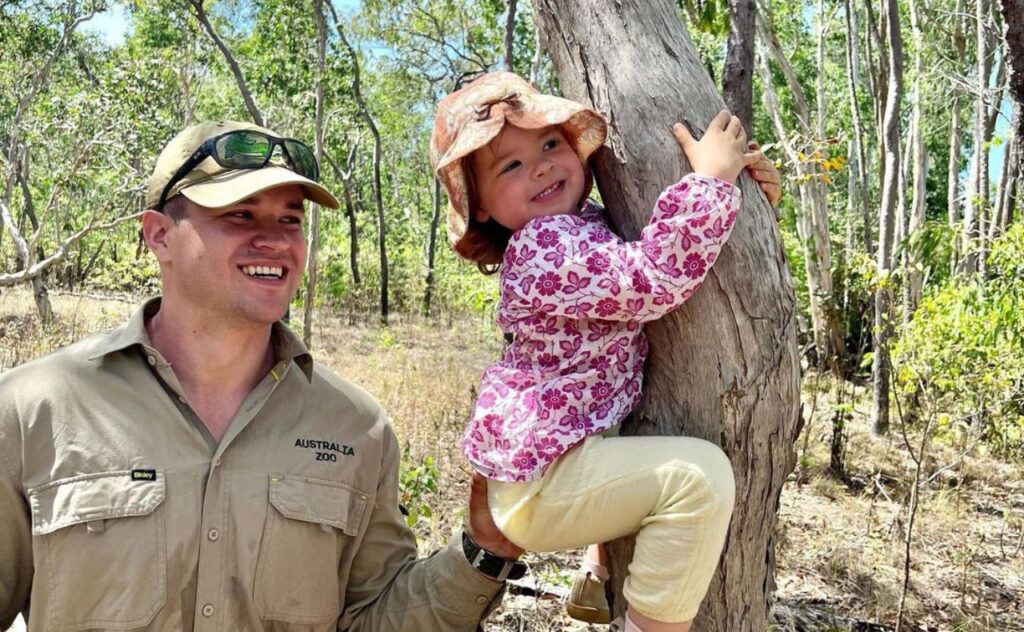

{"left": 303, "top": 0, "right": 328, "bottom": 348}
{"left": 531, "top": 1, "right": 801, "bottom": 628}
{"left": 722, "top": 0, "right": 756, "bottom": 132}
{"left": 871, "top": 0, "right": 904, "bottom": 437}
{"left": 1000, "top": 0, "right": 1024, "bottom": 227}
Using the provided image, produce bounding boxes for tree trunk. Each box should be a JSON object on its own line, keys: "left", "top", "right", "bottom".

{"left": 187, "top": 0, "right": 265, "bottom": 127}
{"left": 303, "top": 0, "right": 327, "bottom": 348}
{"left": 999, "top": 0, "right": 1024, "bottom": 228}
{"left": 504, "top": 0, "right": 517, "bottom": 72}
{"left": 756, "top": 14, "right": 844, "bottom": 367}
{"left": 329, "top": 1, "right": 388, "bottom": 325}
{"left": 532, "top": 2, "right": 801, "bottom": 628}
{"left": 949, "top": 0, "right": 967, "bottom": 270}
{"left": 722, "top": 0, "right": 755, "bottom": 132}
{"left": 906, "top": 0, "right": 927, "bottom": 315}
{"left": 963, "top": 0, "right": 991, "bottom": 274}
{"left": 844, "top": 0, "right": 873, "bottom": 254}
{"left": 423, "top": 176, "right": 441, "bottom": 317}
{"left": 871, "top": 0, "right": 904, "bottom": 437}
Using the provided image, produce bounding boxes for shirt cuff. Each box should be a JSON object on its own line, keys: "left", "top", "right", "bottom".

{"left": 444, "top": 530, "right": 507, "bottom": 616}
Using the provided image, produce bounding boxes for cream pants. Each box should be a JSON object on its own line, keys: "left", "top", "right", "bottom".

{"left": 488, "top": 434, "right": 735, "bottom": 622}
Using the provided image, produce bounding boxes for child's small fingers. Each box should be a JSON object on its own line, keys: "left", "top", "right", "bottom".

{"left": 710, "top": 110, "right": 731, "bottom": 130}
{"left": 743, "top": 150, "right": 762, "bottom": 167}
{"left": 672, "top": 122, "right": 694, "bottom": 149}
{"left": 748, "top": 140, "right": 761, "bottom": 151}
{"left": 727, "top": 115, "right": 743, "bottom": 138}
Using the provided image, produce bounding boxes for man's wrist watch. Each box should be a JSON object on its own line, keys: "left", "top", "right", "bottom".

{"left": 462, "top": 531, "right": 527, "bottom": 582}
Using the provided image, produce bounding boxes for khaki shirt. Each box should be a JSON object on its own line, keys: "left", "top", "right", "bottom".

{"left": 0, "top": 299, "right": 504, "bottom": 631}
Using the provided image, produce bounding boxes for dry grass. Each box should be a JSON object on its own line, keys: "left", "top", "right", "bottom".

{"left": 2, "top": 288, "right": 1022, "bottom": 631}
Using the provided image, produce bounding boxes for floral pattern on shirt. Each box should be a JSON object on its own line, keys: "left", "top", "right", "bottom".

{"left": 462, "top": 173, "right": 741, "bottom": 482}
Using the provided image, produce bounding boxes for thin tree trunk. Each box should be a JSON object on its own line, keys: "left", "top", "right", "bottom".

{"left": 423, "top": 176, "right": 441, "bottom": 317}
{"left": 329, "top": 1, "right": 388, "bottom": 325}
{"left": 504, "top": 0, "right": 517, "bottom": 72}
{"left": 533, "top": 2, "right": 800, "bottom": 628}
{"left": 303, "top": 0, "right": 327, "bottom": 348}
{"left": 872, "top": 0, "right": 904, "bottom": 437}
{"left": 963, "top": 0, "right": 991, "bottom": 274}
{"left": 845, "top": 0, "right": 873, "bottom": 254}
{"left": 757, "top": 15, "right": 844, "bottom": 366}
{"left": 722, "top": 0, "right": 755, "bottom": 132}
{"left": 1002, "top": 0, "right": 1024, "bottom": 196}
{"left": 186, "top": 0, "right": 265, "bottom": 126}
{"left": 529, "top": 11, "right": 543, "bottom": 84}
{"left": 949, "top": 0, "right": 967, "bottom": 270}
{"left": 325, "top": 146, "right": 362, "bottom": 287}
{"left": 906, "top": 0, "right": 927, "bottom": 315}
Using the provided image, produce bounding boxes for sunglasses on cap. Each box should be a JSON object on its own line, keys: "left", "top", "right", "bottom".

{"left": 157, "top": 130, "right": 320, "bottom": 211}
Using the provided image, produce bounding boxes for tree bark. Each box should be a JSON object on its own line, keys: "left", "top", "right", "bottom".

{"left": 999, "top": 0, "right": 1024, "bottom": 228}
{"left": 722, "top": 0, "right": 755, "bottom": 132}
{"left": 532, "top": 2, "right": 800, "bottom": 628}
{"left": 963, "top": 0, "right": 991, "bottom": 274}
{"left": 871, "top": 0, "right": 904, "bottom": 437}
{"left": 303, "top": 0, "right": 328, "bottom": 348}
{"left": 186, "top": 0, "right": 265, "bottom": 127}
{"left": 504, "top": 0, "right": 518, "bottom": 72}
{"left": 948, "top": 0, "right": 967, "bottom": 270}
{"left": 423, "top": 176, "right": 441, "bottom": 317}
{"left": 905, "top": 0, "right": 926, "bottom": 315}
{"left": 844, "top": 0, "right": 873, "bottom": 255}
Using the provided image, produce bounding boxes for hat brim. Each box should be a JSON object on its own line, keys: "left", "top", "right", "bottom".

{"left": 180, "top": 166, "right": 340, "bottom": 210}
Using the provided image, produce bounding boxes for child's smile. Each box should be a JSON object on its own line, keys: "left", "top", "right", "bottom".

{"left": 471, "top": 124, "right": 586, "bottom": 231}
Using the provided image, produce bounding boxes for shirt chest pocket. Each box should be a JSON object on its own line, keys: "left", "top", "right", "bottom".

{"left": 254, "top": 475, "right": 368, "bottom": 624}
{"left": 28, "top": 471, "right": 167, "bottom": 631}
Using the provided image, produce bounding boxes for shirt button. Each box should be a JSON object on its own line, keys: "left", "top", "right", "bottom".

{"left": 213, "top": 456, "right": 222, "bottom": 468}
{"left": 147, "top": 355, "right": 156, "bottom": 366}
{"left": 475, "top": 595, "right": 488, "bottom": 605}
{"left": 207, "top": 528, "right": 220, "bottom": 541}
{"left": 201, "top": 603, "right": 215, "bottom": 617}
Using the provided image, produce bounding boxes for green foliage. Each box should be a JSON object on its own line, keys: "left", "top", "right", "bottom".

{"left": 895, "top": 225, "right": 1024, "bottom": 460}
{"left": 399, "top": 454, "right": 440, "bottom": 529}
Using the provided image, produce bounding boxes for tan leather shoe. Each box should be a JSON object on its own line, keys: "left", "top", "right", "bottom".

{"left": 566, "top": 570, "right": 612, "bottom": 624}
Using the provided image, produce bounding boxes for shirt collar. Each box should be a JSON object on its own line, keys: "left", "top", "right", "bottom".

{"left": 88, "top": 297, "right": 315, "bottom": 382}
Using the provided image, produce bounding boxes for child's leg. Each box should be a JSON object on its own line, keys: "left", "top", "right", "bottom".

{"left": 488, "top": 434, "right": 735, "bottom": 624}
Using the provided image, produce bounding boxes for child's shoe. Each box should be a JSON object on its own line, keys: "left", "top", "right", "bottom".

{"left": 566, "top": 569, "right": 612, "bottom": 624}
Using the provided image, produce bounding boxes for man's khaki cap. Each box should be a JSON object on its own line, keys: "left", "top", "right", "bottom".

{"left": 146, "top": 120, "right": 340, "bottom": 210}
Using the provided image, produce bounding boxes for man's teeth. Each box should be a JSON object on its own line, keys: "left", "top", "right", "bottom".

{"left": 243, "top": 265, "right": 284, "bottom": 279}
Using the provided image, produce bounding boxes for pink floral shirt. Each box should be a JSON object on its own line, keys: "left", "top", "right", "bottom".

{"left": 462, "top": 174, "right": 741, "bottom": 482}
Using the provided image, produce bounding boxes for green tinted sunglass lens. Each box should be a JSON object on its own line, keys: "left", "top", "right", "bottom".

{"left": 284, "top": 140, "right": 318, "bottom": 180}
{"left": 217, "top": 133, "right": 271, "bottom": 166}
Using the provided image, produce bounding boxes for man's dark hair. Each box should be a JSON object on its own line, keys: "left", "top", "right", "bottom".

{"left": 161, "top": 195, "right": 189, "bottom": 222}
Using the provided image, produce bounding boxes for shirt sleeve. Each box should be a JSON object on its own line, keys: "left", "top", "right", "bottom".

{"left": 339, "top": 422, "right": 504, "bottom": 631}
{"left": 500, "top": 173, "right": 741, "bottom": 323}
{"left": 0, "top": 401, "right": 32, "bottom": 629}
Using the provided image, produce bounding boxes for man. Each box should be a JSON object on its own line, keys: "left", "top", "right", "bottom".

{"left": 0, "top": 121, "right": 524, "bottom": 631}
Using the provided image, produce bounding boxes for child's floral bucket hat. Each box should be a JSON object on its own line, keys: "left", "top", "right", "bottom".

{"left": 430, "top": 72, "right": 607, "bottom": 258}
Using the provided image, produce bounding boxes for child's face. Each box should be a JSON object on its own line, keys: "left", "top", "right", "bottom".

{"left": 470, "top": 124, "right": 586, "bottom": 232}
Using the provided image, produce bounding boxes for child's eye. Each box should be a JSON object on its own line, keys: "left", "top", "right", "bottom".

{"left": 500, "top": 160, "right": 521, "bottom": 174}
{"left": 543, "top": 138, "right": 560, "bottom": 150}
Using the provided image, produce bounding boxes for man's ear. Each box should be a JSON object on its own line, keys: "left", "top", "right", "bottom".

{"left": 472, "top": 207, "right": 490, "bottom": 223}
{"left": 141, "top": 210, "right": 174, "bottom": 262}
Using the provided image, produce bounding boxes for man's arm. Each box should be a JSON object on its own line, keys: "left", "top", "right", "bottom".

{"left": 0, "top": 409, "right": 33, "bottom": 628}
{"left": 339, "top": 424, "right": 506, "bottom": 631}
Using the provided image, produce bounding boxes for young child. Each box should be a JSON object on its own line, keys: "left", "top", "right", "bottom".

{"left": 431, "top": 72, "right": 777, "bottom": 632}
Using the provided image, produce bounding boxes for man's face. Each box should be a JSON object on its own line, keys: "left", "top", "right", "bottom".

{"left": 151, "top": 184, "right": 308, "bottom": 327}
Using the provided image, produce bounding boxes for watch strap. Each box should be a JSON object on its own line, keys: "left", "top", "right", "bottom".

{"left": 462, "top": 531, "right": 527, "bottom": 581}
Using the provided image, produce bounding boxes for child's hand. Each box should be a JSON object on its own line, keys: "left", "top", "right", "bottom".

{"left": 746, "top": 141, "right": 782, "bottom": 209}
{"left": 672, "top": 111, "right": 761, "bottom": 185}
